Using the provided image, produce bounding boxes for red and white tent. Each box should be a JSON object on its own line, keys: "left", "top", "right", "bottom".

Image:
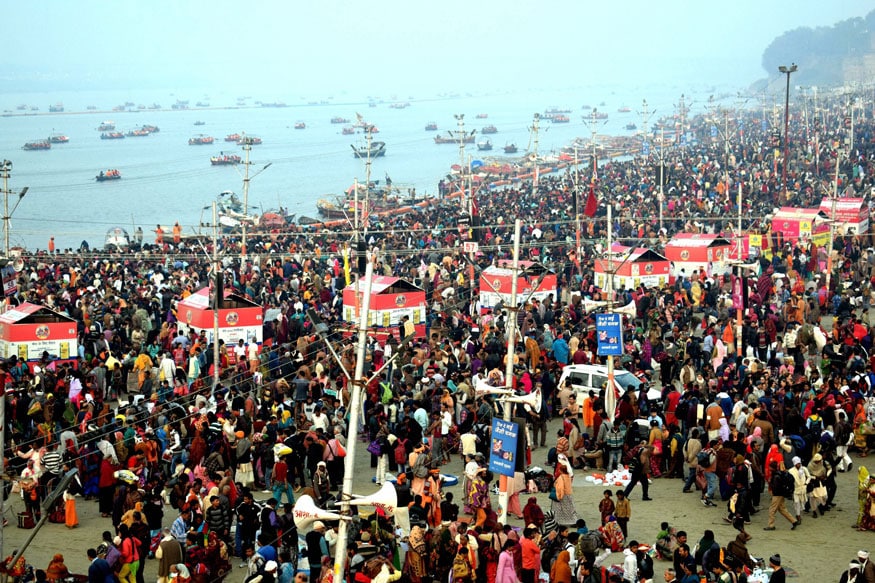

{"left": 342, "top": 276, "right": 427, "bottom": 342}
{"left": 0, "top": 303, "right": 78, "bottom": 364}
{"left": 770, "top": 207, "right": 830, "bottom": 245}
{"left": 177, "top": 288, "right": 264, "bottom": 345}
{"left": 663, "top": 233, "right": 733, "bottom": 278}
{"left": 479, "top": 261, "right": 557, "bottom": 313}
{"left": 593, "top": 244, "right": 671, "bottom": 291}
{"left": 818, "top": 197, "right": 869, "bottom": 236}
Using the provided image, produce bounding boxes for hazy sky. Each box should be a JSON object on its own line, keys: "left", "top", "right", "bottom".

{"left": 0, "top": 0, "right": 868, "bottom": 95}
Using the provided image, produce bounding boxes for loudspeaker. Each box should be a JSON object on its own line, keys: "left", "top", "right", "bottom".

{"left": 347, "top": 482, "right": 398, "bottom": 517}
{"left": 292, "top": 495, "right": 344, "bottom": 533}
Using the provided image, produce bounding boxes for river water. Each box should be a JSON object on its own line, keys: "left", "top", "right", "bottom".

{"left": 0, "top": 84, "right": 731, "bottom": 250}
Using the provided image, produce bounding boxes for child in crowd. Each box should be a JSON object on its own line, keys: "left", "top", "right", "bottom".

{"left": 615, "top": 490, "right": 631, "bottom": 539}
{"left": 598, "top": 489, "right": 615, "bottom": 525}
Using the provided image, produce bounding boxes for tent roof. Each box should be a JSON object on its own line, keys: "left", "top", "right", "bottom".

{"left": 0, "top": 302, "right": 77, "bottom": 325}
{"left": 179, "top": 287, "right": 261, "bottom": 310}
{"left": 345, "top": 276, "right": 423, "bottom": 294}
{"left": 665, "top": 233, "right": 732, "bottom": 248}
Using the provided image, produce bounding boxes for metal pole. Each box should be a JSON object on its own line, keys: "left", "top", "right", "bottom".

{"left": 497, "top": 219, "right": 522, "bottom": 525}
{"left": 659, "top": 125, "right": 665, "bottom": 234}
{"left": 333, "top": 259, "right": 375, "bottom": 581}
{"left": 241, "top": 137, "right": 251, "bottom": 258}
{"left": 826, "top": 151, "right": 841, "bottom": 299}
{"left": 211, "top": 202, "right": 220, "bottom": 398}
{"left": 0, "top": 371, "right": 5, "bottom": 569}
{"left": 364, "top": 127, "right": 372, "bottom": 235}
{"left": 736, "top": 183, "right": 743, "bottom": 358}
{"left": 780, "top": 64, "right": 797, "bottom": 196}
{"left": 2, "top": 160, "right": 10, "bottom": 258}
{"left": 606, "top": 196, "right": 615, "bottom": 422}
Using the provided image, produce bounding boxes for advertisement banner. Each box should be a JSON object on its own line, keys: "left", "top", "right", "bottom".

{"left": 488, "top": 419, "right": 519, "bottom": 477}
{"left": 596, "top": 313, "right": 623, "bottom": 356}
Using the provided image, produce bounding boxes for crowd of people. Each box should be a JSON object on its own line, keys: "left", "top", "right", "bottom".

{"left": 0, "top": 89, "right": 873, "bottom": 583}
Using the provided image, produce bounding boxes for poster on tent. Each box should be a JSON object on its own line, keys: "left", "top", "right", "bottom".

{"left": 488, "top": 419, "right": 518, "bottom": 477}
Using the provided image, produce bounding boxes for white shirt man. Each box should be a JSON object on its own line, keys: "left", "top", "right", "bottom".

{"left": 440, "top": 406, "right": 453, "bottom": 436}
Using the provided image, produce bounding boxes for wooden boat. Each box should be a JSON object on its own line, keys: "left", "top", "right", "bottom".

{"left": 126, "top": 129, "right": 151, "bottom": 137}
{"left": 617, "top": 106, "right": 631, "bottom": 113}
{"left": 189, "top": 135, "right": 214, "bottom": 145}
{"left": 100, "top": 132, "right": 125, "bottom": 139}
{"left": 225, "top": 133, "right": 241, "bottom": 142}
{"left": 22, "top": 140, "right": 51, "bottom": 150}
{"left": 193, "top": 121, "right": 206, "bottom": 126}
{"left": 476, "top": 113, "right": 488, "bottom": 119}
{"left": 504, "top": 143, "right": 518, "bottom": 154}
{"left": 49, "top": 134, "right": 69, "bottom": 143}
{"left": 294, "top": 121, "right": 306, "bottom": 129}
{"left": 342, "top": 126, "right": 355, "bottom": 135}
{"left": 551, "top": 115, "right": 570, "bottom": 123}
{"left": 96, "top": 169, "right": 121, "bottom": 181}
{"left": 237, "top": 136, "right": 262, "bottom": 145}
{"left": 210, "top": 153, "right": 242, "bottom": 166}
{"left": 625, "top": 123, "right": 637, "bottom": 131}
{"left": 477, "top": 139, "right": 492, "bottom": 151}
{"left": 330, "top": 116, "right": 350, "bottom": 124}
{"left": 97, "top": 121, "right": 115, "bottom": 131}
{"left": 141, "top": 125, "right": 159, "bottom": 133}
{"left": 425, "top": 122, "right": 438, "bottom": 131}
{"left": 435, "top": 134, "right": 474, "bottom": 144}
{"left": 351, "top": 141, "right": 386, "bottom": 158}
{"left": 481, "top": 125, "right": 498, "bottom": 134}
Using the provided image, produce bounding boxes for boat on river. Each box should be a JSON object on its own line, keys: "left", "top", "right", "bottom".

{"left": 330, "top": 116, "right": 350, "bottom": 124}
{"left": 425, "top": 122, "right": 438, "bottom": 131}
{"left": 435, "top": 133, "right": 474, "bottom": 144}
{"left": 189, "top": 135, "right": 214, "bottom": 145}
{"left": 481, "top": 125, "right": 498, "bottom": 134}
{"left": 96, "top": 169, "right": 121, "bottom": 181}
{"left": 477, "top": 139, "right": 492, "bottom": 151}
{"left": 351, "top": 141, "right": 386, "bottom": 158}
{"left": 210, "top": 153, "right": 242, "bottom": 166}
{"left": 49, "top": 134, "right": 69, "bottom": 144}
{"left": 97, "top": 121, "right": 115, "bottom": 131}
{"left": 100, "top": 132, "right": 125, "bottom": 140}
{"left": 503, "top": 143, "right": 518, "bottom": 154}
{"left": 22, "top": 140, "right": 51, "bottom": 150}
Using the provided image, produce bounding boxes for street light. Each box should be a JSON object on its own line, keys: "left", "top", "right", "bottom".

{"left": 0, "top": 160, "right": 28, "bottom": 257}
{"left": 778, "top": 63, "right": 797, "bottom": 197}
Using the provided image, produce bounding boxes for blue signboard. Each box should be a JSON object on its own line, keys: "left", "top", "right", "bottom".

{"left": 596, "top": 312, "right": 623, "bottom": 356}
{"left": 488, "top": 418, "right": 519, "bottom": 477}
{"left": 642, "top": 141, "right": 650, "bottom": 156}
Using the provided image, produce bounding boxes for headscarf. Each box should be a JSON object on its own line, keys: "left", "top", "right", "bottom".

{"left": 549, "top": 550, "right": 572, "bottom": 583}
{"left": 764, "top": 444, "right": 783, "bottom": 483}
{"left": 172, "top": 563, "right": 191, "bottom": 579}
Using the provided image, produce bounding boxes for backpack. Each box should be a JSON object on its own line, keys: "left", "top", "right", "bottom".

{"left": 774, "top": 470, "right": 795, "bottom": 498}
{"left": 697, "top": 450, "right": 713, "bottom": 468}
{"left": 394, "top": 438, "right": 408, "bottom": 465}
{"left": 452, "top": 554, "right": 472, "bottom": 579}
{"left": 577, "top": 531, "right": 604, "bottom": 555}
{"left": 637, "top": 551, "right": 654, "bottom": 579}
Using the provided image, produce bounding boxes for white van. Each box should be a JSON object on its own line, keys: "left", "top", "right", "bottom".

{"left": 557, "top": 363, "right": 643, "bottom": 403}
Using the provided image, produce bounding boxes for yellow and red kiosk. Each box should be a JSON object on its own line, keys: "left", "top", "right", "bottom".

{"left": 177, "top": 287, "right": 264, "bottom": 346}
{"left": 594, "top": 245, "right": 671, "bottom": 291}
{"left": 769, "top": 207, "right": 830, "bottom": 245}
{"left": 0, "top": 303, "right": 78, "bottom": 366}
{"left": 478, "top": 261, "right": 557, "bottom": 313}
{"left": 663, "top": 233, "right": 733, "bottom": 279}
{"left": 342, "top": 276, "right": 427, "bottom": 342}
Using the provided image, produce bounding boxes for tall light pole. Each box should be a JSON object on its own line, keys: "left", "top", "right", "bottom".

{"left": 238, "top": 137, "right": 271, "bottom": 260}
{"left": 778, "top": 63, "right": 797, "bottom": 197}
{"left": 1, "top": 160, "right": 27, "bottom": 258}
